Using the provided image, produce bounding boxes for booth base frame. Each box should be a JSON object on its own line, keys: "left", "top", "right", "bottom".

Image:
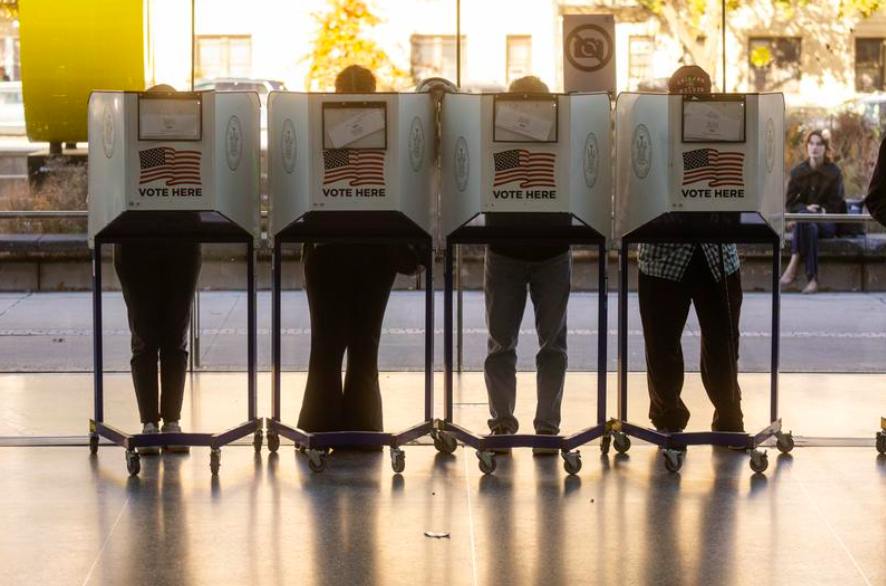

{"left": 265, "top": 223, "right": 435, "bottom": 474}
{"left": 89, "top": 237, "right": 260, "bottom": 477}
{"left": 613, "top": 234, "right": 794, "bottom": 475}
{"left": 437, "top": 224, "right": 609, "bottom": 477}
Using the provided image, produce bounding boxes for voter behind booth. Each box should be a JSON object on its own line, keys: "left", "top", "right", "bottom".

{"left": 296, "top": 65, "right": 420, "bottom": 438}
{"left": 865, "top": 138, "right": 886, "bottom": 226}
{"left": 779, "top": 130, "right": 846, "bottom": 294}
{"left": 114, "top": 83, "right": 202, "bottom": 455}
{"left": 482, "top": 76, "right": 572, "bottom": 453}
{"left": 637, "top": 66, "right": 745, "bottom": 435}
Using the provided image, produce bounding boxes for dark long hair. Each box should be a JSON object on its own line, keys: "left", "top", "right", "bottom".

{"left": 804, "top": 129, "right": 832, "bottom": 164}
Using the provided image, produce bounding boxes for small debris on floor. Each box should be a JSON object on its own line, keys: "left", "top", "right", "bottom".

{"left": 424, "top": 532, "right": 450, "bottom": 539}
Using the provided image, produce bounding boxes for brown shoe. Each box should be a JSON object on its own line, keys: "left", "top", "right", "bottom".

{"left": 801, "top": 279, "right": 818, "bottom": 295}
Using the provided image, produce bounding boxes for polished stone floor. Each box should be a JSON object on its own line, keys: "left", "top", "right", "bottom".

{"left": 1, "top": 372, "right": 884, "bottom": 585}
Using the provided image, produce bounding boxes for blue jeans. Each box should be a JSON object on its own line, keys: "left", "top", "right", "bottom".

{"left": 791, "top": 210, "right": 837, "bottom": 280}
{"left": 483, "top": 249, "right": 571, "bottom": 434}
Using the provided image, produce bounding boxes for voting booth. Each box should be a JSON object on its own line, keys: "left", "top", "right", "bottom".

{"left": 268, "top": 91, "right": 435, "bottom": 239}
{"left": 440, "top": 92, "right": 612, "bottom": 241}
{"left": 86, "top": 90, "right": 262, "bottom": 476}
{"left": 615, "top": 92, "right": 784, "bottom": 242}
{"left": 611, "top": 92, "right": 793, "bottom": 474}
{"left": 88, "top": 90, "right": 260, "bottom": 246}
{"left": 265, "top": 92, "right": 437, "bottom": 473}
{"left": 437, "top": 92, "right": 613, "bottom": 476}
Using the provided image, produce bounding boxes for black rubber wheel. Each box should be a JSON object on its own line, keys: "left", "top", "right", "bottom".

{"left": 600, "top": 434, "right": 611, "bottom": 456}
{"left": 253, "top": 431, "right": 263, "bottom": 453}
{"left": 437, "top": 432, "right": 457, "bottom": 455}
{"left": 776, "top": 433, "right": 794, "bottom": 454}
{"left": 210, "top": 449, "right": 221, "bottom": 476}
{"left": 750, "top": 451, "right": 769, "bottom": 474}
{"left": 477, "top": 452, "right": 497, "bottom": 475}
{"left": 663, "top": 451, "right": 683, "bottom": 473}
{"left": 392, "top": 451, "right": 406, "bottom": 474}
{"left": 126, "top": 451, "right": 140, "bottom": 476}
{"left": 614, "top": 433, "right": 631, "bottom": 455}
{"left": 308, "top": 452, "right": 327, "bottom": 473}
{"left": 89, "top": 434, "right": 99, "bottom": 455}
{"left": 267, "top": 432, "right": 281, "bottom": 453}
{"left": 563, "top": 453, "right": 582, "bottom": 475}
{"left": 876, "top": 434, "right": 885, "bottom": 456}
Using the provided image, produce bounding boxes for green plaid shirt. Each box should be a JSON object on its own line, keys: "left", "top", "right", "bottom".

{"left": 638, "top": 243, "right": 740, "bottom": 282}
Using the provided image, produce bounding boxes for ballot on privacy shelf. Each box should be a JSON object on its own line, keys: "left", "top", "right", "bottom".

{"left": 327, "top": 108, "right": 386, "bottom": 148}
{"left": 683, "top": 101, "right": 744, "bottom": 142}
{"left": 139, "top": 98, "right": 202, "bottom": 141}
{"left": 495, "top": 103, "right": 555, "bottom": 142}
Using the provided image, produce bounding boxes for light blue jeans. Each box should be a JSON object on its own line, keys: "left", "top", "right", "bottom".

{"left": 483, "top": 249, "right": 571, "bottom": 434}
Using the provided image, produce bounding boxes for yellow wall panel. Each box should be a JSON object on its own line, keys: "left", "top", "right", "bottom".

{"left": 19, "top": 0, "right": 145, "bottom": 143}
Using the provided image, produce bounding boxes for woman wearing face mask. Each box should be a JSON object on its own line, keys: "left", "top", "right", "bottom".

{"left": 780, "top": 130, "right": 845, "bottom": 294}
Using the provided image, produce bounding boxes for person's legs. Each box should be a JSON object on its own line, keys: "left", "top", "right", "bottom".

{"left": 298, "top": 245, "right": 349, "bottom": 432}
{"left": 691, "top": 257, "right": 745, "bottom": 432}
{"left": 638, "top": 270, "right": 693, "bottom": 431}
{"left": 115, "top": 244, "right": 162, "bottom": 425}
{"left": 802, "top": 222, "right": 837, "bottom": 294}
{"left": 780, "top": 222, "right": 804, "bottom": 284}
{"left": 528, "top": 251, "right": 571, "bottom": 435}
{"left": 158, "top": 244, "right": 202, "bottom": 424}
{"left": 341, "top": 245, "right": 397, "bottom": 432}
{"left": 483, "top": 250, "right": 528, "bottom": 434}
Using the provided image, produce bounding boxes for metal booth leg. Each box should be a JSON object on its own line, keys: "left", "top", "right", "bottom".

{"left": 424, "top": 241, "right": 434, "bottom": 423}
{"left": 443, "top": 245, "right": 454, "bottom": 424}
{"left": 89, "top": 244, "right": 104, "bottom": 455}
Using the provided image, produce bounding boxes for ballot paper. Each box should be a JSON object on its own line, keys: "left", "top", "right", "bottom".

{"left": 683, "top": 100, "right": 745, "bottom": 143}
{"left": 494, "top": 101, "right": 556, "bottom": 142}
{"left": 139, "top": 98, "right": 201, "bottom": 141}
{"left": 326, "top": 107, "right": 386, "bottom": 149}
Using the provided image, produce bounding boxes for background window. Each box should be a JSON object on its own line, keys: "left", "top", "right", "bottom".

{"left": 506, "top": 35, "right": 532, "bottom": 86}
{"left": 628, "top": 36, "right": 654, "bottom": 90}
{"left": 410, "top": 35, "right": 465, "bottom": 84}
{"left": 195, "top": 35, "right": 252, "bottom": 81}
{"left": 749, "top": 37, "right": 801, "bottom": 93}
{"left": 856, "top": 38, "right": 885, "bottom": 92}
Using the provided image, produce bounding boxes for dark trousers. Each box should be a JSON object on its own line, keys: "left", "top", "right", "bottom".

{"left": 297, "top": 244, "right": 398, "bottom": 433}
{"left": 638, "top": 248, "right": 744, "bottom": 432}
{"left": 114, "top": 243, "right": 202, "bottom": 424}
{"left": 791, "top": 212, "right": 837, "bottom": 279}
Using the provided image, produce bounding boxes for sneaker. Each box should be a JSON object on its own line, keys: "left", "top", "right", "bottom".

{"left": 489, "top": 425, "right": 513, "bottom": 454}
{"left": 137, "top": 422, "right": 161, "bottom": 456}
{"left": 161, "top": 421, "right": 190, "bottom": 454}
{"left": 532, "top": 431, "right": 560, "bottom": 456}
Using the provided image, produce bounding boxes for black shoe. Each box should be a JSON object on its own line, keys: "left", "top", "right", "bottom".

{"left": 488, "top": 425, "right": 514, "bottom": 454}
{"left": 655, "top": 426, "right": 684, "bottom": 434}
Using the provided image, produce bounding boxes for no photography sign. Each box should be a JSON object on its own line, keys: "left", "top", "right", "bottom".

{"left": 563, "top": 14, "right": 616, "bottom": 95}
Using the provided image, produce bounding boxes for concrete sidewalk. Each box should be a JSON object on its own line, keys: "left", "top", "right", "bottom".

{"left": 0, "top": 290, "right": 883, "bottom": 372}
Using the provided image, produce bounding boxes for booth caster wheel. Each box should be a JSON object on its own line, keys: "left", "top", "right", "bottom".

{"left": 267, "top": 432, "right": 281, "bottom": 454}
{"left": 477, "top": 450, "right": 497, "bottom": 475}
{"left": 663, "top": 449, "right": 683, "bottom": 473}
{"left": 89, "top": 433, "right": 99, "bottom": 455}
{"left": 876, "top": 432, "right": 885, "bottom": 456}
{"left": 600, "top": 434, "right": 611, "bottom": 456}
{"left": 391, "top": 448, "right": 406, "bottom": 474}
{"left": 562, "top": 451, "right": 582, "bottom": 475}
{"left": 433, "top": 431, "right": 458, "bottom": 455}
{"left": 253, "top": 431, "right": 263, "bottom": 453}
{"left": 776, "top": 431, "right": 795, "bottom": 454}
{"left": 307, "top": 450, "right": 328, "bottom": 473}
{"left": 749, "top": 450, "right": 769, "bottom": 474}
{"left": 210, "top": 449, "right": 221, "bottom": 475}
{"left": 613, "top": 432, "right": 631, "bottom": 455}
{"left": 125, "top": 450, "right": 140, "bottom": 476}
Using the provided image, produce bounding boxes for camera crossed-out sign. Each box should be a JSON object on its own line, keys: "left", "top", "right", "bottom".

{"left": 563, "top": 14, "right": 616, "bottom": 95}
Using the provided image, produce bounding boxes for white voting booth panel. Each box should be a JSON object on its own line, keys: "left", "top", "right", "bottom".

{"left": 440, "top": 92, "right": 611, "bottom": 240}
{"left": 87, "top": 90, "right": 261, "bottom": 247}
{"left": 614, "top": 92, "right": 785, "bottom": 240}
{"left": 267, "top": 92, "right": 435, "bottom": 239}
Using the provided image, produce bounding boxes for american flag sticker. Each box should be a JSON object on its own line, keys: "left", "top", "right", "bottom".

{"left": 138, "top": 147, "right": 202, "bottom": 186}
{"left": 323, "top": 149, "right": 386, "bottom": 186}
{"left": 682, "top": 148, "right": 744, "bottom": 187}
{"left": 493, "top": 149, "right": 556, "bottom": 188}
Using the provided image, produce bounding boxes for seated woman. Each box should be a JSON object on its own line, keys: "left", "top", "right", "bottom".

{"left": 780, "top": 130, "right": 845, "bottom": 294}
{"left": 297, "top": 65, "right": 419, "bottom": 441}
